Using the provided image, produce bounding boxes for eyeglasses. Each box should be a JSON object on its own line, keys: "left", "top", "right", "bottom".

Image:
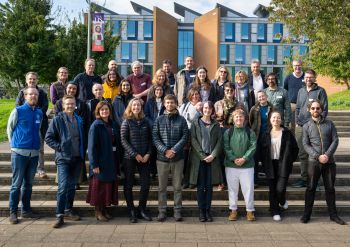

{"left": 219, "top": 70, "right": 227, "bottom": 74}
{"left": 311, "top": 107, "right": 320, "bottom": 111}
{"left": 225, "top": 89, "right": 233, "bottom": 92}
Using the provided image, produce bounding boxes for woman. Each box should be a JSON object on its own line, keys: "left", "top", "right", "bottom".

{"left": 103, "top": 69, "right": 123, "bottom": 100}
{"left": 50, "top": 67, "right": 69, "bottom": 105}
{"left": 234, "top": 70, "right": 255, "bottom": 113}
{"left": 147, "top": 68, "right": 171, "bottom": 100}
{"left": 212, "top": 66, "right": 232, "bottom": 102}
{"left": 259, "top": 111, "right": 299, "bottom": 221}
{"left": 112, "top": 79, "right": 134, "bottom": 127}
{"left": 87, "top": 101, "right": 120, "bottom": 221}
{"left": 190, "top": 66, "right": 216, "bottom": 103}
{"left": 189, "top": 101, "right": 222, "bottom": 222}
{"left": 121, "top": 98, "right": 152, "bottom": 223}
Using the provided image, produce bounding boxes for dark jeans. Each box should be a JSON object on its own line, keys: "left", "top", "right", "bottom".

{"left": 56, "top": 159, "right": 82, "bottom": 217}
{"left": 268, "top": 160, "right": 288, "bottom": 215}
{"left": 304, "top": 160, "right": 337, "bottom": 217}
{"left": 123, "top": 158, "right": 150, "bottom": 212}
{"left": 9, "top": 152, "right": 39, "bottom": 214}
{"left": 197, "top": 161, "right": 213, "bottom": 210}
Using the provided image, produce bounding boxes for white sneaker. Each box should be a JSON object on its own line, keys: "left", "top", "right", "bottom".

{"left": 280, "top": 201, "right": 288, "bottom": 210}
{"left": 273, "top": 215, "right": 281, "bottom": 221}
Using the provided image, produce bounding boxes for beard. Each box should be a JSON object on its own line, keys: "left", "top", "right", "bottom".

{"left": 312, "top": 112, "right": 320, "bottom": 118}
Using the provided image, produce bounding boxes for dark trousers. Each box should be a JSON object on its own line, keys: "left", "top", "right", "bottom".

{"left": 304, "top": 161, "right": 337, "bottom": 217}
{"left": 219, "top": 127, "right": 228, "bottom": 185}
{"left": 123, "top": 158, "right": 150, "bottom": 212}
{"left": 197, "top": 161, "right": 213, "bottom": 210}
{"left": 268, "top": 160, "right": 288, "bottom": 215}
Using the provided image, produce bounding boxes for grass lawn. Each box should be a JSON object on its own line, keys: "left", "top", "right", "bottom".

{"left": 0, "top": 99, "right": 15, "bottom": 142}
{"left": 328, "top": 90, "right": 350, "bottom": 110}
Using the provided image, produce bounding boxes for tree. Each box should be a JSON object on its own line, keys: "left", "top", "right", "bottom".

{"left": 269, "top": 0, "right": 350, "bottom": 89}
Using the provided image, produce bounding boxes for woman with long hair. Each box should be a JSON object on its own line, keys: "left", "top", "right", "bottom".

{"left": 234, "top": 70, "right": 255, "bottom": 113}
{"left": 103, "top": 69, "right": 123, "bottom": 100}
{"left": 147, "top": 68, "right": 171, "bottom": 100}
{"left": 212, "top": 66, "right": 232, "bottom": 102}
{"left": 112, "top": 79, "right": 134, "bottom": 127}
{"left": 190, "top": 66, "right": 216, "bottom": 103}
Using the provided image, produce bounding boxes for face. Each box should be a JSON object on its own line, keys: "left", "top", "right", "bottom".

{"left": 24, "top": 88, "right": 39, "bottom": 106}
{"left": 251, "top": 63, "right": 260, "bottom": 75}
{"left": 309, "top": 102, "right": 322, "bottom": 118}
{"left": 224, "top": 87, "right": 234, "bottom": 99}
{"left": 85, "top": 60, "right": 95, "bottom": 74}
{"left": 202, "top": 103, "right": 213, "bottom": 117}
{"left": 157, "top": 71, "right": 166, "bottom": 84}
{"left": 305, "top": 72, "right": 316, "bottom": 87}
{"left": 66, "top": 84, "right": 77, "bottom": 96}
{"left": 164, "top": 99, "right": 176, "bottom": 112}
{"left": 131, "top": 100, "right": 142, "bottom": 115}
{"left": 219, "top": 68, "right": 228, "bottom": 80}
{"left": 270, "top": 112, "right": 282, "bottom": 127}
{"left": 26, "top": 74, "right": 38, "bottom": 87}
{"left": 267, "top": 76, "right": 277, "bottom": 88}
{"left": 185, "top": 57, "right": 194, "bottom": 70}
{"left": 198, "top": 69, "right": 207, "bottom": 81}
{"left": 92, "top": 84, "right": 103, "bottom": 98}
{"left": 108, "top": 71, "right": 117, "bottom": 81}
{"left": 162, "top": 63, "right": 171, "bottom": 74}
{"left": 99, "top": 105, "right": 110, "bottom": 119}
{"left": 237, "top": 72, "right": 245, "bottom": 84}
{"left": 58, "top": 69, "right": 68, "bottom": 81}
{"left": 108, "top": 60, "right": 117, "bottom": 70}
{"left": 257, "top": 92, "right": 267, "bottom": 105}
{"left": 121, "top": 81, "right": 131, "bottom": 93}
{"left": 233, "top": 113, "right": 245, "bottom": 127}
{"left": 191, "top": 91, "right": 200, "bottom": 104}
{"left": 63, "top": 98, "right": 76, "bottom": 114}
{"left": 154, "top": 87, "right": 163, "bottom": 98}
{"left": 293, "top": 61, "right": 302, "bottom": 74}
{"left": 132, "top": 64, "right": 142, "bottom": 76}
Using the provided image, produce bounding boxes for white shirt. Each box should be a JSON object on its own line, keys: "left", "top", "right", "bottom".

{"left": 271, "top": 131, "right": 282, "bottom": 160}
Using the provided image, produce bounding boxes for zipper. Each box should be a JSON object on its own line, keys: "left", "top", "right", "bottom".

{"left": 316, "top": 122, "right": 324, "bottom": 154}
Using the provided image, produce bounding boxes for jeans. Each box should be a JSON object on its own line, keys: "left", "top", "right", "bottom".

{"left": 268, "top": 160, "right": 288, "bottom": 215}
{"left": 9, "top": 152, "right": 39, "bottom": 214}
{"left": 123, "top": 159, "right": 150, "bottom": 212}
{"left": 304, "top": 160, "right": 337, "bottom": 217}
{"left": 37, "top": 135, "right": 45, "bottom": 173}
{"left": 197, "top": 161, "right": 212, "bottom": 210}
{"left": 56, "top": 159, "right": 81, "bottom": 217}
{"left": 296, "top": 125, "right": 309, "bottom": 181}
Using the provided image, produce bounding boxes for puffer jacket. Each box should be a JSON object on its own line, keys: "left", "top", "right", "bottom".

{"left": 302, "top": 117, "right": 338, "bottom": 163}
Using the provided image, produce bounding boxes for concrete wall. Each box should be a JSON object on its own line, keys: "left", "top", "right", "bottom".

{"left": 194, "top": 8, "right": 220, "bottom": 79}
{"left": 153, "top": 7, "right": 178, "bottom": 75}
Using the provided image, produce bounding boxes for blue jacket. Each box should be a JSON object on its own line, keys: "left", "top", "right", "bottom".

{"left": 88, "top": 119, "right": 121, "bottom": 182}
{"left": 11, "top": 103, "right": 43, "bottom": 150}
{"left": 45, "top": 112, "right": 84, "bottom": 163}
{"left": 144, "top": 98, "right": 165, "bottom": 127}
{"left": 112, "top": 94, "right": 133, "bottom": 127}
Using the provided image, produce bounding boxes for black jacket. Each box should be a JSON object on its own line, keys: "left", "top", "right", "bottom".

{"left": 144, "top": 98, "right": 165, "bottom": 127}
{"left": 248, "top": 71, "right": 268, "bottom": 89}
{"left": 259, "top": 128, "right": 299, "bottom": 179}
{"left": 73, "top": 72, "right": 102, "bottom": 102}
{"left": 112, "top": 94, "right": 133, "bottom": 127}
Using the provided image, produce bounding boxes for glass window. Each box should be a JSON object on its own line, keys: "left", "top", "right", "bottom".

{"left": 112, "top": 20, "right": 120, "bottom": 36}
{"left": 127, "top": 20, "right": 138, "bottom": 40}
{"left": 241, "top": 23, "right": 251, "bottom": 41}
{"left": 251, "top": 45, "right": 261, "bottom": 61}
{"left": 283, "top": 45, "right": 292, "bottom": 64}
{"left": 257, "top": 23, "right": 266, "bottom": 42}
{"left": 267, "top": 45, "right": 276, "bottom": 64}
{"left": 235, "top": 44, "right": 245, "bottom": 64}
{"left": 299, "top": 45, "right": 308, "bottom": 55}
{"left": 144, "top": 21, "right": 153, "bottom": 40}
{"left": 273, "top": 23, "right": 283, "bottom": 43}
{"left": 220, "top": 44, "right": 228, "bottom": 63}
{"left": 138, "top": 43, "right": 147, "bottom": 61}
{"left": 178, "top": 30, "right": 194, "bottom": 69}
{"left": 121, "top": 43, "right": 131, "bottom": 62}
{"left": 224, "top": 22, "right": 235, "bottom": 42}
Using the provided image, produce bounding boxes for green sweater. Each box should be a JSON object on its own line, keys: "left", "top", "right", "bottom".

{"left": 223, "top": 126, "right": 257, "bottom": 168}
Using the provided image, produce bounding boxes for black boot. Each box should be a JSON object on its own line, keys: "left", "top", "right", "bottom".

{"left": 129, "top": 210, "right": 137, "bottom": 223}
{"left": 206, "top": 209, "right": 213, "bottom": 222}
{"left": 330, "top": 215, "right": 347, "bottom": 225}
{"left": 300, "top": 214, "right": 310, "bottom": 224}
{"left": 199, "top": 209, "right": 206, "bottom": 222}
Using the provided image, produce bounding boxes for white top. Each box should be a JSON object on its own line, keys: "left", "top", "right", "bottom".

{"left": 179, "top": 102, "right": 198, "bottom": 129}
{"left": 271, "top": 131, "right": 282, "bottom": 160}
{"left": 253, "top": 74, "right": 264, "bottom": 101}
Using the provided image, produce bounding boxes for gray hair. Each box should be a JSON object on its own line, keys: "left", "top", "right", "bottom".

{"left": 251, "top": 59, "right": 260, "bottom": 65}
{"left": 131, "top": 60, "right": 143, "bottom": 70}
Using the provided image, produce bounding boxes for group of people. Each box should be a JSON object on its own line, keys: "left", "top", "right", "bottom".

{"left": 7, "top": 56, "right": 346, "bottom": 229}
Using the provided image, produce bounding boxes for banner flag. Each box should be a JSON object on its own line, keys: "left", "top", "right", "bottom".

{"left": 92, "top": 13, "right": 104, "bottom": 52}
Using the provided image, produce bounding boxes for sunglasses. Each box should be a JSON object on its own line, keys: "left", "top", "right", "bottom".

{"left": 225, "top": 89, "right": 233, "bottom": 92}
{"left": 311, "top": 107, "right": 320, "bottom": 111}
{"left": 220, "top": 70, "right": 227, "bottom": 74}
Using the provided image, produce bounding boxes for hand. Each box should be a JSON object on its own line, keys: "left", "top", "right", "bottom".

{"left": 234, "top": 158, "right": 246, "bottom": 166}
{"left": 93, "top": 167, "right": 100, "bottom": 174}
{"left": 318, "top": 154, "right": 329, "bottom": 164}
{"left": 135, "top": 154, "right": 143, "bottom": 163}
{"left": 165, "top": 149, "right": 175, "bottom": 159}
{"left": 203, "top": 155, "right": 214, "bottom": 163}
{"left": 142, "top": 154, "right": 150, "bottom": 163}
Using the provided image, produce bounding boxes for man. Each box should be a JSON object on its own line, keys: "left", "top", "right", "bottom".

{"left": 300, "top": 100, "right": 346, "bottom": 225}
{"left": 152, "top": 94, "right": 189, "bottom": 222}
{"left": 7, "top": 87, "right": 43, "bottom": 224}
{"left": 293, "top": 69, "right": 328, "bottom": 188}
{"left": 162, "top": 59, "right": 176, "bottom": 92}
{"left": 126, "top": 60, "right": 152, "bottom": 102}
{"left": 16, "top": 72, "right": 48, "bottom": 179}
{"left": 101, "top": 60, "right": 122, "bottom": 81}
{"left": 284, "top": 59, "right": 305, "bottom": 133}
{"left": 73, "top": 58, "right": 103, "bottom": 102}
{"left": 45, "top": 95, "right": 85, "bottom": 228}
{"left": 174, "top": 56, "right": 196, "bottom": 106}
{"left": 248, "top": 60, "right": 267, "bottom": 100}
{"left": 264, "top": 72, "right": 291, "bottom": 127}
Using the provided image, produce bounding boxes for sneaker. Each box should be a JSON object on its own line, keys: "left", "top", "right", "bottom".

{"left": 228, "top": 210, "right": 237, "bottom": 221}
{"left": 21, "top": 212, "right": 40, "bottom": 220}
{"left": 9, "top": 213, "right": 18, "bottom": 224}
{"left": 280, "top": 201, "right": 288, "bottom": 210}
{"left": 246, "top": 211, "right": 256, "bottom": 221}
{"left": 217, "top": 184, "right": 225, "bottom": 191}
{"left": 52, "top": 216, "right": 64, "bottom": 228}
{"left": 273, "top": 215, "right": 281, "bottom": 221}
{"left": 174, "top": 211, "right": 182, "bottom": 222}
{"left": 64, "top": 211, "right": 80, "bottom": 221}
{"left": 38, "top": 171, "right": 48, "bottom": 179}
{"left": 157, "top": 212, "right": 166, "bottom": 222}
{"left": 292, "top": 180, "right": 306, "bottom": 188}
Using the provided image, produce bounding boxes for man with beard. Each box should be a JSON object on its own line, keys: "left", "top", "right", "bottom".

{"left": 162, "top": 59, "right": 176, "bottom": 93}
{"left": 300, "top": 100, "right": 346, "bottom": 225}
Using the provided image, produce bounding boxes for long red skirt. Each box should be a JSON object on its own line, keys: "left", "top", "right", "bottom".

{"left": 86, "top": 176, "right": 118, "bottom": 206}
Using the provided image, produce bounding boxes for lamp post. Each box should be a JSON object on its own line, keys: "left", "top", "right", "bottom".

{"left": 86, "top": 0, "right": 91, "bottom": 59}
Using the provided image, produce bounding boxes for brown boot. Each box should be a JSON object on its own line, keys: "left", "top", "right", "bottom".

{"left": 95, "top": 207, "right": 108, "bottom": 222}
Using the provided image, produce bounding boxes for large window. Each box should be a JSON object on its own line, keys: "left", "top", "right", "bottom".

{"left": 241, "top": 23, "right": 251, "bottom": 41}
{"left": 178, "top": 30, "right": 194, "bottom": 69}
{"left": 299, "top": 45, "right": 308, "bottom": 55}
{"left": 127, "top": 20, "right": 138, "bottom": 40}
{"left": 138, "top": 43, "right": 147, "bottom": 61}
{"left": 273, "top": 23, "right": 283, "bottom": 43}
{"left": 257, "top": 23, "right": 267, "bottom": 42}
{"left": 283, "top": 45, "right": 292, "bottom": 64}
{"left": 235, "top": 45, "right": 245, "bottom": 64}
{"left": 112, "top": 20, "right": 120, "bottom": 36}
{"left": 251, "top": 45, "right": 261, "bottom": 61}
{"left": 224, "top": 22, "right": 235, "bottom": 42}
{"left": 143, "top": 21, "right": 153, "bottom": 41}
{"left": 267, "top": 45, "right": 276, "bottom": 64}
{"left": 220, "top": 44, "right": 228, "bottom": 63}
{"left": 121, "top": 43, "right": 132, "bottom": 62}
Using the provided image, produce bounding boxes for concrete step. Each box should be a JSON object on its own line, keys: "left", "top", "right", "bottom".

{"left": 334, "top": 126, "right": 350, "bottom": 132}
{"left": 332, "top": 120, "right": 350, "bottom": 126}
{"left": 338, "top": 132, "right": 350, "bottom": 138}
{"left": 328, "top": 116, "right": 350, "bottom": 121}
{"left": 328, "top": 111, "right": 350, "bottom": 117}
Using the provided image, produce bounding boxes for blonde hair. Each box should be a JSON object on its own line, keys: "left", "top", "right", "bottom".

{"left": 214, "top": 66, "right": 232, "bottom": 81}
{"left": 232, "top": 108, "right": 246, "bottom": 117}
{"left": 235, "top": 70, "right": 248, "bottom": 82}
{"left": 123, "top": 98, "right": 145, "bottom": 120}
{"left": 152, "top": 68, "right": 169, "bottom": 86}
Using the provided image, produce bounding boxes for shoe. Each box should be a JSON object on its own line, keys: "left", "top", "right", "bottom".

{"left": 228, "top": 210, "right": 237, "bottom": 221}
{"left": 217, "top": 184, "right": 225, "bottom": 191}
{"left": 206, "top": 209, "right": 213, "bottom": 222}
{"left": 300, "top": 215, "right": 310, "bottom": 223}
{"left": 38, "top": 171, "right": 48, "bottom": 179}
{"left": 199, "top": 209, "right": 206, "bottom": 222}
{"left": 52, "top": 216, "right": 64, "bottom": 228}
{"left": 157, "top": 212, "right": 166, "bottom": 222}
{"left": 129, "top": 210, "right": 137, "bottom": 223}
{"left": 64, "top": 211, "right": 80, "bottom": 221}
{"left": 182, "top": 183, "right": 189, "bottom": 189}
{"left": 273, "top": 215, "right": 281, "bottom": 221}
{"left": 174, "top": 211, "right": 182, "bottom": 222}
{"left": 138, "top": 210, "right": 152, "bottom": 221}
{"left": 246, "top": 211, "right": 256, "bottom": 221}
{"left": 21, "top": 212, "right": 40, "bottom": 220}
{"left": 292, "top": 180, "right": 306, "bottom": 188}
{"left": 330, "top": 215, "right": 347, "bottom": 225}
{"left": 9, "top": 213, "right": 18, "bottom": 224}
{"left": 103, "top": 209, "right": 113, "bottom": 220}
{"left": 280, "top": 201, "right": 288, "bottom": 210}
{"left": 254, "top": 183, "right": 259, "bottom": 189}
{"left": 188, "top": 184, "right": 196, "bottom": 189}
{"left": 95, "top": 209, "right": 108, "bottom": 222}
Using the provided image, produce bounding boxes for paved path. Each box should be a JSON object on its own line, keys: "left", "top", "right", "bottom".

{"left": 0, "top": 216, "right": 350, "bottom": 246}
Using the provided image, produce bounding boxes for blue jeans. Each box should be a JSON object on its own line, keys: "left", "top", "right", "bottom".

{"left": 197, "top": 161, "right": 213, "bottom": 210}
{"left": 9, "top": 152, "right": 39, "bottom": 214}
{"left": 56, "top": 159, "right": 81, "bottom": 217}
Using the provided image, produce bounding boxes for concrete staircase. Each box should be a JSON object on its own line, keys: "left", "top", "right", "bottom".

{"left": 0, "top": 111, "right": 349, "bottom": 218}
